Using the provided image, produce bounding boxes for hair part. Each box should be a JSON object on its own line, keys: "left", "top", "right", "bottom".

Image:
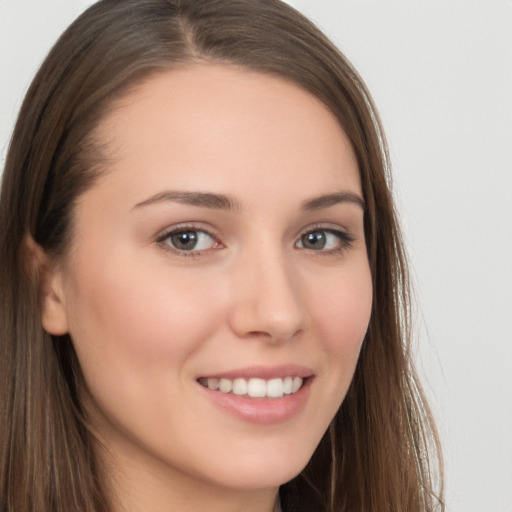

{"left": 0, "top": 1, "right": 443, "bottom": 510}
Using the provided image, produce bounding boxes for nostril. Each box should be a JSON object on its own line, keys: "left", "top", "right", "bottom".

{"left": 244, "top": 326, "right": 303, "bottom": 344}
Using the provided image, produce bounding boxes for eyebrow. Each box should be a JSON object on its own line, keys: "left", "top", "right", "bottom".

{"left": 301, "top": 192, "right": 366, "bottom": 211}
{"left": 132, "top": 191, "right": 242, "bottom": 212}
{"left": 132, "top": 190, "right": 365, "bottom": 212}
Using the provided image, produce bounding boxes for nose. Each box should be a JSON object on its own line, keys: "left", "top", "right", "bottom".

{"left": 228, "top": 247, "right": 309, "bottom": 344}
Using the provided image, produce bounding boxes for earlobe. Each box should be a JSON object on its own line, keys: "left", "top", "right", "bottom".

{"left": 25, "top": 236, "right": 69, "bottom": 336}
{"left": 41, "top": 274, "right": 70, "bottom": 336}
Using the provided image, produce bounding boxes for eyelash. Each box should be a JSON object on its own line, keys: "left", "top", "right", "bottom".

{"left": 295, "top": 224, "right": 355, "bottom": 256}
{"left": 156, "top": 223, "right": 355, "bottom": 258}
{"left": 156, "top": 224, "right": 221, "bottom": 258}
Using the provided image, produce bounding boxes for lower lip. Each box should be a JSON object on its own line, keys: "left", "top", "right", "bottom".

{"left": 198, "top": 378, "right": 313, "bottom": 425}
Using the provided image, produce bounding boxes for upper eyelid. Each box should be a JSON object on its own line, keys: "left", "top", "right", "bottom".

{"left": 155, "top": 225, "right": 221, "bottom": 257}
{"left": 155, "top": 222, "right": 221, "bottom": 241}
{"left": 156, "top": 221, "right": 351, "bottom": 237}
{"left": 155, "top": 221, "right": 356, "bottom": 250}
{"left": 296, "top": 222, "right": 353, "bottom": 239}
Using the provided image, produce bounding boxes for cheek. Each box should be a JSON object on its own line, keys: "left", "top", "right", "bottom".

{"left": 63, "top": 254, "right": 226, "bottom": 394}
{"left": 312, "top": 267, "right": 373, "bottom": 355}
{"left": 63, "top": 255, "right": 233, "bottom": 465}
{"left": 306, "top": 261, "right": 372, "bottom": 418}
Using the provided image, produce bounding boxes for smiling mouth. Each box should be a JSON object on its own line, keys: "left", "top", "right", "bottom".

{"left": 198, "top": 376, "right": 305, "bottom": 399}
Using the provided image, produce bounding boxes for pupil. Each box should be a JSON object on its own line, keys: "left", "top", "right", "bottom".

{"left": 172, "top": 231, "right": 198, "bottom": 250}
{"left": 303, "top": 231, "right": 326, "bottom": 249}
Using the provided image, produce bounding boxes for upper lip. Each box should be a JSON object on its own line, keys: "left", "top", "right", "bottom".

{"left": 198, "top": 364, "right": 314, "bottom": 380}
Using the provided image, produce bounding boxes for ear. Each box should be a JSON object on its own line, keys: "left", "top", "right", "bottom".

{"left": 25, "top": 236, "right": 69, "bottom": 336}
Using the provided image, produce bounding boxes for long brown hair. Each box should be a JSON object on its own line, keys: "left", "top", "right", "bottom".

{"left": 0, "top": 1, "right": 443, "bottom": 510}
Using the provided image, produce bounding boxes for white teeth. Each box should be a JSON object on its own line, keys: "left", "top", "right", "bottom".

{"left": 292, "top": 376, "right": 303, "bottom": 393}
{"left": 232, "top": 378, "right": 248, "bottom": 395}
{"left": 266, "top": 378, "right": 284, "bottom": 398}
{"left": 200, "top": 376, "right": 304, "bottom": 398}
{"left": 247, "top": 378, "right": 266, "bottom": 398}
{"left": 283, "top": 376, "right": 293, "bottom": 394}
{"left": 219, "top": 378, "right": 232, "bottom": 393}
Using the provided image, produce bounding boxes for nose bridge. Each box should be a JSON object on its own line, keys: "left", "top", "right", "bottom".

{"left": 229, "top": 241, "right": 307, "bottom": 342}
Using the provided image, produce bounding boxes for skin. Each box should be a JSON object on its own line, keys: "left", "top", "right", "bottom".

{"left": 41, "top": 65, "right": 373, "bottom": 512}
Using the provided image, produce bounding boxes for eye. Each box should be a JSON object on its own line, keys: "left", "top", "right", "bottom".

{"left": 295, "top": 228, "right": 354, "bottom": 253}
{"left": 159, "top": 228, "right": 220, "bottom": 253}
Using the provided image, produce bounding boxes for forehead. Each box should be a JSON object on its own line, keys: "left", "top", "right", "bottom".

{"left": 89, "top": 64, "right": 361, "bottom": 208}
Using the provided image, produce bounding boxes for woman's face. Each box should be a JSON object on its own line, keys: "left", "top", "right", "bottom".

{"left": 43, "top": 65, "right": 372, "bottom": 499}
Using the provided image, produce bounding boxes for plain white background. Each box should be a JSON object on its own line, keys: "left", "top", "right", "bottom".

{"left": 1, "top": 1, "right": 511, "bottom": 511}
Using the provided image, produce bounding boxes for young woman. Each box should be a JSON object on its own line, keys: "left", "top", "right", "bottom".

{"left": 0, "top": 1, "right": 443, "bottom": 511}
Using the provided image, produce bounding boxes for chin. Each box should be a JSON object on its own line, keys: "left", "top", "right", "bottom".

{"left": 198, "top": 438, "right": 319, "bottom": 491}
